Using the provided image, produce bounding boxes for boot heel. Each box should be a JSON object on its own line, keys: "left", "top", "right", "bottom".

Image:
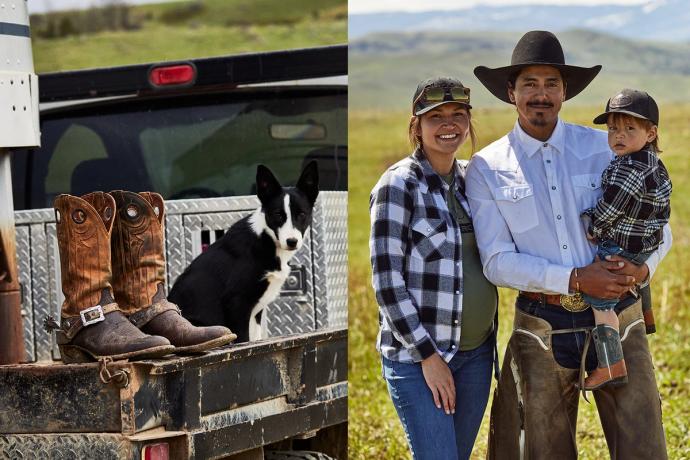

{"left": 59, "top": 345, "right": 94, "bottom": 364}
{"left": 608, "top": 375, "right": 628, "bottom": 387}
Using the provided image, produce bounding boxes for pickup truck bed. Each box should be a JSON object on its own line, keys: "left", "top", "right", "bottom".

{"left": 0, "top": 328, "right": 347, "bottom": 459}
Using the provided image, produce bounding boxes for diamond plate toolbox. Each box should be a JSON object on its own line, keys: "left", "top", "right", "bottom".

{"left": 14, "top": 192, "right": 347, "bottom": 362}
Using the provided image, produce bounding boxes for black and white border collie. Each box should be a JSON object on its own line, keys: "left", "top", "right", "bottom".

{"left": 169, "top": 162, "right": 319, "bottom": 342}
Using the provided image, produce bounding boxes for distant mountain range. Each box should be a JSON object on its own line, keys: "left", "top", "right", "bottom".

{"left": 349, "top": 29, "right": 690, "bottom": 110}
{"left": 349, "top": 0, "right": 690, "bottom": 43}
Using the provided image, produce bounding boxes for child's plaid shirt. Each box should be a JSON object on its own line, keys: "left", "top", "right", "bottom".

{"left": 370, "top": 149, "right": 469, "bottom": 363}
{"left": 584, "top": 148, "right": 671, "bottom": 253}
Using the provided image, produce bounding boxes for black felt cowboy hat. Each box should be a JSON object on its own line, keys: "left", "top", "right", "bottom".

{"left": 474, "top": 30, "right": 602, "bottom": 104}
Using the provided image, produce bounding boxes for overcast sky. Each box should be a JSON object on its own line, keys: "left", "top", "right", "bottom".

{"left": 349, "top": 0, "right": 649, "bottom": 14}
{"left": 30, "top": 0, "right": 651, "bottom": 14}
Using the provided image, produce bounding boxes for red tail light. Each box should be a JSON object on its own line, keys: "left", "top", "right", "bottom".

{"left": 149, "top": 64, "right": 196, "bottom": 87}
{"left": 142, "top": 442, "right": 169, "bottom": 460}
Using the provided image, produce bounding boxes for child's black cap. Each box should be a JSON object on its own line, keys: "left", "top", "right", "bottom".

{"left": 593, "top": 88, "right": 659, "bottom": 126}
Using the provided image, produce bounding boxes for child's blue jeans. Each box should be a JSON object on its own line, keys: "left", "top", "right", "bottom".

{"left": 582, "top": 239, "right": 653, "bottom": 311}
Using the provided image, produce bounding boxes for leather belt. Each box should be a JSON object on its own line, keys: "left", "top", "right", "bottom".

{"left": 518, "top": 291, "right": 589, "bottom": 312}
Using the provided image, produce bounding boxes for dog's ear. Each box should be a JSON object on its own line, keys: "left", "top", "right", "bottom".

{"left": 296, "top": 160, "right": 319, "bottom": 206}
{"left": 256, "top": 165, "right": 282, "bottom": 203}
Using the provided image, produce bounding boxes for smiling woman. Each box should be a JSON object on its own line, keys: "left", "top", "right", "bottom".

{"left": 369, "top": 76, "right": 498, "bottom": 460}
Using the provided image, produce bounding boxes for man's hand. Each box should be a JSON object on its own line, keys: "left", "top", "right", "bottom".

{"left": 570, "top": 258, "right": 636, "bottom": 299}
{"left": 421, "top": 353, "right": 455, "bottom": 415}
{"left": 605, "top": 255, "right": 649, "bottom": 284}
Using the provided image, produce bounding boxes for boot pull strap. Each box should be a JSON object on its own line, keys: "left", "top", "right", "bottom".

{"left": 111, "top": 191, "right": 165, "bottom": 227}
{"left": 139, "top": 192, "right": 165, "bottom": 226}
{"left": 81, "top": 192, "right": 116, "bottom": 231}
{"left": 54, "top": 193, "right": 116, "bottom": 234}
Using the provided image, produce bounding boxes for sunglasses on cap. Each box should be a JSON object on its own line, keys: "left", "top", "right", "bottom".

{"left": 414, "top": 85, "right": 471, "bottom": 107}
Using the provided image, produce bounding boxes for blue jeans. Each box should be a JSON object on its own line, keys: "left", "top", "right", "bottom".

{"left": 582, "top": 239, "right": 652, "bottom": 311}
{"left": 382, "top": 336, "right": 494, "bottom": 460}
{"left": 517, "top": 297, "right": 599, "bottom": 371}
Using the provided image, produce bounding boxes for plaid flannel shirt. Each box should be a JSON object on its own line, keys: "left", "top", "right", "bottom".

{"left": 585, "top": 148, "right": 672, "bottom": 253}
{"left": 370, "top": 149, "right": 468, "bottom": 363}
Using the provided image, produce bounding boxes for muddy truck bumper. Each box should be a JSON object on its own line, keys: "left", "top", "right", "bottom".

{"left": 0, "top": 328, "right": 347, "bottom": 459}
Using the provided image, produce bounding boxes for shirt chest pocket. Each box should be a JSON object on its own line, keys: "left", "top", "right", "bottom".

{"left": 495, "top": 184, "right": 538, "bottom": 233}
{"left": 410, "top": 217, "right": 453, "bottom": 262}
{"left": 571, "top": 173, "right": 602, "bottom": 212}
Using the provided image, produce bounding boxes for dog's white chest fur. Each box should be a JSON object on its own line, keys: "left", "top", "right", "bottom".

{"left": 248, "top": 250, "right": 292, "bottom": 341}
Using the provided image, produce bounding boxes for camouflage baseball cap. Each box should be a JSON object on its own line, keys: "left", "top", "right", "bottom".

{"left": 412, "top": 77, "right": 472, "bottom": 116}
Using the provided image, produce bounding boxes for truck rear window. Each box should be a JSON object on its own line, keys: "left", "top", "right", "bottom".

{"left": 11, "top": 88, "right": 346, "bottom": 210}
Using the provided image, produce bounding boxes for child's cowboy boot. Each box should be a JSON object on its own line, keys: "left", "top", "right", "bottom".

{"left": 50, "top": 193, "right": 174, "bottom": 363}
{"left": 109, "top": 190, "right": 236, "bottom": 353}
{"left": 583, "top": 324, "right": 628, "bottom": 390}
{"left": 640, "top": 284, "right": 656, "bottom": 334}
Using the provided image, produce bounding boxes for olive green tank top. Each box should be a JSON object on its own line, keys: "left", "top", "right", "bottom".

{"left": 443, "top": 173, "right": 498, "bottom": 351}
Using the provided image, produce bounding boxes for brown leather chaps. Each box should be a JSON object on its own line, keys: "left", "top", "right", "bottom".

{"left": 487, "top": 299, "right": 667, "bottom": 459}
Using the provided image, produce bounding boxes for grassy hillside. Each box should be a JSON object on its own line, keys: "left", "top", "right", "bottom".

{"left": 30, "top": 0, "right": 346, "bottom": 72}
{"left": 349, "top": 30, "right": 690, "bottom": 110}
{"left": 349, "top": 104, "right": 690, "bottom": 459}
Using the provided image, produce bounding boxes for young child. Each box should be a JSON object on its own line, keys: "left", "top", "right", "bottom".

{"left": 580, "top": 88, "right": 672, "bottom": 390}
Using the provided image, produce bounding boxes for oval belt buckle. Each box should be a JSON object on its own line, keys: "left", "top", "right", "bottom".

{"left": 560, "top": 293, "right": 589, "bottom": 312}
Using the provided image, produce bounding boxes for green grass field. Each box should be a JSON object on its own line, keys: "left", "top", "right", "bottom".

{"left": 30, "top": 0, "right": 346, "bottom": 72}
{"left": 349, "top": 105, "right": 690, "bottom": 459}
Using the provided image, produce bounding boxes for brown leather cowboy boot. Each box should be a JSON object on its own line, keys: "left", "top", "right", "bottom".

{"left": 109, "top": 190, "right": 236, "bottom": 353}
{"left": 51, "top": 192, "right": 174, "bottom": 363}
{"left": 583, "top": 324, "right": 628, "bottom": 390}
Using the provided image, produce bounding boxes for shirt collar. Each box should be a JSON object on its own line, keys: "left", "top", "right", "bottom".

{"left": 513, "top": 118, "right": 565, "bottom": 158}
{"left": 411, "top": 148, "right": 465, "bottom": 195}
{"left": 620, "top": 147, "right": 656, "bottom": 165}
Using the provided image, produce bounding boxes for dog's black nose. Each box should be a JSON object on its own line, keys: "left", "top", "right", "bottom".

{"left": 286, "top": 238, "right": 298, "bottom": 249}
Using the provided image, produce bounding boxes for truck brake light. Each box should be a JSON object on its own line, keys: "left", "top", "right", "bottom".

{"left": 142, "top": 442, "right": 169, "bottom": 460}
{"left": 149, "top": 64, "right": 196, "bottom": 87}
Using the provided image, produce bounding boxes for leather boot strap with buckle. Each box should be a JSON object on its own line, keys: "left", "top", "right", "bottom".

{"left": 128, "top": 299, "right": 180, "bottom": 328}
{"left": 44, "top": 302, "right": 120, "bottom": 342}
{"left": 519, "top": 291, "right": 589, "bottom": 312}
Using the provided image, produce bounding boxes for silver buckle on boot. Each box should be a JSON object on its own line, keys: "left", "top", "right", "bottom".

{"left": 80, "top": 305, "right": 105, "bottom": 326}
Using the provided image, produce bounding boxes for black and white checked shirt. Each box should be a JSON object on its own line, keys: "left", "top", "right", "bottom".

{"left": 585, "top": 148, "right": 672, "bottom": 253}
{"left": 370, "top": 149, "right": 468, "bottom": 363}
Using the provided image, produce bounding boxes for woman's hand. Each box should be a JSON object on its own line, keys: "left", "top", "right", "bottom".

{"left": 421, "top": 353, "right": 455, "bottom": 415}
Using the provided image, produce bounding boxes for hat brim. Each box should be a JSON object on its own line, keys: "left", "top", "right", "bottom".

{"left": 414, "top": 100, "right": 472, "bottom": 116}
{"left": 473, "top": 63, "right": 602, "bottom": 104}
{"left": 593, "top": 110, "right": 655, "bottom": 125}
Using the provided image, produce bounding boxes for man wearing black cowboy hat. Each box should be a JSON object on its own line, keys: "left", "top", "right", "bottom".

{"left": 465, "top": 31, "right": 670, "bottom": 459}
